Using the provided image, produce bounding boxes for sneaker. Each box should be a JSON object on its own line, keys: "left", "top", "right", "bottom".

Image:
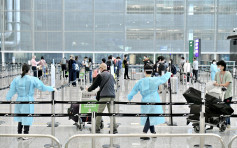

{"left": 140, "top": 137, "right": 150, "bottom": 140}
{"left": 21, "top": 137, "right": 29, "bottom": 140}
{"left": 17, "top": 137, "right": 22, "bottom": 140}
{"left": 152, "top": 132, "right": 157, "bottom": 138}
{"left": 109, "top": 129, "right": 118, "bottom": 134}
{"left": 227, "top": 125, "right": 231, "bottom": 128}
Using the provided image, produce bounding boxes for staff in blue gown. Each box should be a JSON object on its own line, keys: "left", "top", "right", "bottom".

{"left": 127, "top": 64, "right": 171, "bottom": 140}
{"left": 210, "top": 60, "right": 219, "bottom": 81}
{"left": 6, "top": 64, "right": 56, "bottom": 140}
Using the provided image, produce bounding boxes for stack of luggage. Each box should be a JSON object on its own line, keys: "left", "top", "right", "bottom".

{"left": 183, "top": 87, "right": 234, "bottom": 132}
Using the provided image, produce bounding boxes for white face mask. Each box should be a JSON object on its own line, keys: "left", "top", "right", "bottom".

{"left": 213, "top": 62, "right": 216, "bottom": 65}
{"left": 169, "top": 61, "right": 171, "bottom": 64}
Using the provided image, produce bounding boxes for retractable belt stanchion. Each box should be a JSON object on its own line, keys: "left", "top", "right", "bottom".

{"left": 194, "top": 83, "right": 210, "bottom": 148}
{"left": 233, "top": 68, "right": 236, "bottom": 98}
{"left": 91, "top": 111, "right": 96, "bottom": 148}
{"left": 103, "top": 100, "right": 119, "bottom": 148}
{"left": 44, "top": 91, "right": 58, "bottom": 148}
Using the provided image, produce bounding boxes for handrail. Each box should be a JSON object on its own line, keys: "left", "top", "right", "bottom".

{"left": 228, "top": 135, "right": 237, "bottom": 148}
{"left": 0, "top": 134, "right": 61, "bottom": 148}
{"left": 65, "top": 133, "right": 225, "bottom": 148}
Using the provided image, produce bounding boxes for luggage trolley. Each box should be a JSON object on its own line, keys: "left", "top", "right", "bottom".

{"left": 183, "top": 82, "right": 234, "bottom": 133}
{"left": 68, "top": 89, "right": 104, "bottom": 130}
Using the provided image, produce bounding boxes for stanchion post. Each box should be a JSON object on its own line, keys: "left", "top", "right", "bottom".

{"left": 199, "top": 83, "right": 206, "bottom": 148}
{"left": 110, "top": 100, "right": 114, "bottom": 147}
{"left": 51, "top": 91, "right": 55, "bottom": 146}
{"left": 61, "top": 87, "right": 64, "bottom": 113}
{"left": 233, "top": 68, "right": 236, "bottom": 97}
{"left": 91, "top": 111, "right": 96, "bottom": 148}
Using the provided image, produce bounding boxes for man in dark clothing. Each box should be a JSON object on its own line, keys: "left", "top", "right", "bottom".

{"left": 87, "top": 63, "right": 118, "bottom": 134}
{"left": 106, "top": 55, "right": 113, "bottom": 72}
{"left": 123, "top": 55, "right": 130, "bottom": 79}
{"left": 68, "top": 55, "right": 76, "bottom": 86}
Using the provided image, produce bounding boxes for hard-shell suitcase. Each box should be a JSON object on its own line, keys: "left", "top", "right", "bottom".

{"left": 68, "top": 104, "right": 79, "bottom": 122}
{"left": 170, "top": 76, "right": 178, "bottom": 94}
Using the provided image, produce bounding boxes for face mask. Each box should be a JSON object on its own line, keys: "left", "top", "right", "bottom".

{"left": 213, "top": 62, "right": 216, "bottom": 65}
{"left": 217, "top": 68, "right": 221, "bottom": 71}
{"left": 169, "top": 61, "right": 171, "bottom": 64}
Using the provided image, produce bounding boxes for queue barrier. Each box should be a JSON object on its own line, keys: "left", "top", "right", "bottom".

{"left": 0, "top": 134, "right": 61, "bottom": 148}
{"left": 65, "top": 133, "right": 225, "bottom": 148}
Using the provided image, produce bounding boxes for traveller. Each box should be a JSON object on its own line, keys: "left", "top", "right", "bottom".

{"left": 193, "top": 57, "right": 199, "bottom": 82}
{"left": 214, "top": 60, "right": 232, "bottom": 128}
{"left": 6, "top": 64, "right": 56, "bottom": 140}
{"left": 210, "top": 60, "right": 218, "bottom": 81}
{"left": 128, "top": 64, "right": 171, "bottom": 140}
{"left": 123, "top": 55, "right": 130, "bottom": 79}
{"left": 87, "top": 63, "right": 118, "bottom": 134}
{"left": 31, "top": 55, "right": 39, "bottom": 77}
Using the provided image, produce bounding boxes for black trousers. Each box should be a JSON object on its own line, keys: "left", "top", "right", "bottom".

{"left": 143, "top": 117, "right": 155, "bottom": 133}
{"left": 193, "top": 70, "right": 198, "bottom": 81}
{"left": 187, "top": 72, "right": 190, "bottom": 82}
{"left": 18, "top": 122, "right": 30, "bottom": 134}
{"left": 61, "top": 64, "right": 67, "bottom": 78}
{"left": 32, "top": 66, "right": 37, "bottom": 77}
{"left": 124, "top": 67, "right": 129, "bottom": 79}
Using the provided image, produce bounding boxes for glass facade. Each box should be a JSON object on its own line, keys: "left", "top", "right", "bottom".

{"left": 0, "top": 0, "right": 236, "bottom": 64}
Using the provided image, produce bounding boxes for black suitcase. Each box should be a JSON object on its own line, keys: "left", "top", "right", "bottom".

{"left": 68, "top": 104, "right": 79, "bottom": 122}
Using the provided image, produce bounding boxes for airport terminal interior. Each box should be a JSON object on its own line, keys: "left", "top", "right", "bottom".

{"left": 1, "top": 0, "right": 237, "bottom": 148}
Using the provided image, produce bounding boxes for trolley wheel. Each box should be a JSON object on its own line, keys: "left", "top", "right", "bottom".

{"left": 100, "top": 121, "right": 104, "bottom": 129}
{"left": 194, "top": 125, "right": 200, "bottom": 133}
{"left": 219, "top": 124, "right": 227, "bottom": 132}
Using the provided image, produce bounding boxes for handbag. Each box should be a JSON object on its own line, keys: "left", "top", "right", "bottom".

{"left": 96, "top": 74, "right": 111, "bottom": 101}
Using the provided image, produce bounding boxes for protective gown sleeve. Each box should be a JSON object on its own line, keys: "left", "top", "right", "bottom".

{"left": 127, "top": 81, "right": 140, "bottom": 101}
{"left": 6, "top": 78, "right": 17, "bottom": 101}
{"left": 155, "top": 72, "right": 172, "bottom": 86}
{"left": 33, "top": 77, "right": 54, "bottom": 92}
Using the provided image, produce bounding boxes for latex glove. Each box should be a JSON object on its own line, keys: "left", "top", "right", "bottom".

{"left": 53, "top": 88, "right": 57, "bottom": 92}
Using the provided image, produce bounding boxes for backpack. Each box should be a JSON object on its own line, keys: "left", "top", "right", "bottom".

{"left": 171, "top": 65, "right": 177, "bottom": 74}
{"left": 72, "top": 63, "right": 79, "bottom": 71}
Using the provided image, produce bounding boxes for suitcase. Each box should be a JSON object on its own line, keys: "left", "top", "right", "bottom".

{"left": 170, "top": 76, "right": 178, "bottom": 94}
{"left": 68, "top": 104, "right": 79, "bottom": 122}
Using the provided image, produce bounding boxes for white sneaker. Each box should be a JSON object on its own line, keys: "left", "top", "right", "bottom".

{"left": 22, "top": 137, "right": 30, "bottom": 140}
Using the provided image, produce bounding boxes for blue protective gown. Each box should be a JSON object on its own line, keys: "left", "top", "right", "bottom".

{"left": 6, "top": 75, "right": 54, "bottom": 125}
{"left": 128, "top": 72, "right": 171, "bottom": 126}
{"left": 210, "top": 64, "right": 218, "bottom": 81}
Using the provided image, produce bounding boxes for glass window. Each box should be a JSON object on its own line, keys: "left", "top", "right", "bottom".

{"left": 65, "top": 32, "right": 93, "bottom": 51}
{"left": 35, "top": 11, "right": 62, "bottom": 31}
{"left": 4, "top": 53, "right": 32, "bottom": 64}
{"left": 34, "top": 0, "right": 62, "bottom": 11}
{"left": 35, "top": 32, "right": 62, "bottom": 51}
{"left": 95, "top": 32, "right": 124, "bottom": 52}
{"left": 65, "top": 12, "right": 93, "bottom": 31}
{"left": 34, "top": 53, "right": 62, "bottom": 64}
{"left": 95, "top": 0, "right": 124, "bottom": 12}
{"left": 65, "top": 0, "right": 93, "bottom": 11}
{"left": 95, "top": 13, "right": 124, "bottom": 31}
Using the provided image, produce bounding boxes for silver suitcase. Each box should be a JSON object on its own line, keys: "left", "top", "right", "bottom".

{"left": 171, "top": 76, "right": 178, "bottom": 94}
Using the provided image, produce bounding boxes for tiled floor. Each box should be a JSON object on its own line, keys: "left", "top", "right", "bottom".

{"left": 0, "top": 72, "right": 237, "bottom": 148}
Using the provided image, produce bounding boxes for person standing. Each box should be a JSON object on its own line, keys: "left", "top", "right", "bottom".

{"left": 88, "top": 58, "right": 93, "bottom": 83}
{"left": 210, "top": 60, "right": 218, "bottom": 81}
{"left": 38, "top": 56, "right": 47, "bottom": 78}
{"left": 31, "top": 55, "right": 39, "bottom": 77}
{"left": 60, "top": 57, "right": 67, "bottom": 78}
{"left": 214, "top": 60, "right": 233, "bottom": 128}
{"left": 128, "top": 65, "right": 171, "bottom": 140}
{"left": 193, "top": 57, "right": 199, "bottom": 82}
{"left": 6, "top": 64, "right": 56, "bottom": 140}
{"left": 87, "top": 63, "right": 118, "bottom": 134}
{"left": 123, "top": 55, "right": 130, "bottom": 79}
{"left": 183, "top": 60, "right": 191, "bottom": 83}
{"left": 68, "top": 55, "right": 76, "bottom": 86}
